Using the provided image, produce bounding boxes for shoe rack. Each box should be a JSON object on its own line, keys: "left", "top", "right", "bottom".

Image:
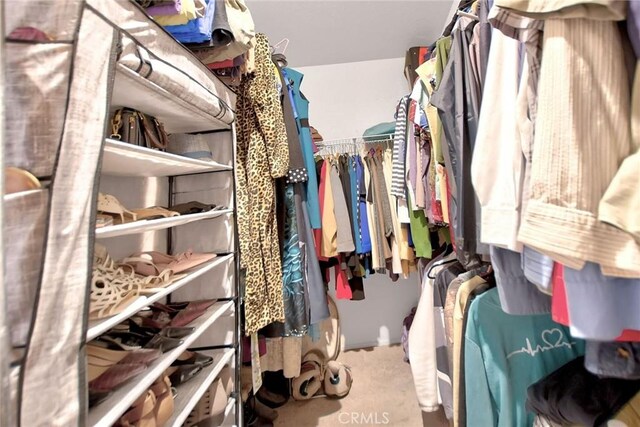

{"left": 89, "top": 125, "right": 241, "bottom": 427}
{"left": 87, "top": 51, "right": 242, "bottom": 427}
{"left": 3, "top": 1, "right": 242, "bottom": 426}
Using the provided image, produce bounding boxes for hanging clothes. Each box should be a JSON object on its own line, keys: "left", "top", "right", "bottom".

{"left": 283, "top": 67, "right": 322, "bottom": 229}
{"left": 281, "top": 183, "right": 308, "bottom": 336}
{"left": 236, "top": 33, "right": 289, "bottom": 335}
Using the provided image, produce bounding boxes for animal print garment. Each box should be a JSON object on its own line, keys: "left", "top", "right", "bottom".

{"left": 236, "top": 33, "right": 290, "bottom": 335}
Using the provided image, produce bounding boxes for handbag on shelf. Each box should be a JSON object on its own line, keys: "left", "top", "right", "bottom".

{"left": 110, "top": 108, "right": 169, "bottom": 151}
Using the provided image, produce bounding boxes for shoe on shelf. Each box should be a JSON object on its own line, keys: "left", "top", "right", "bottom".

{"left": 125, "top": 250, "right": 217, "bottom": 275}
{"left": 5, "top": 167, "right": 41, "bottom": 194}
{"left": 115, "top": 389, "right": 157, "bottom": 427}
{"left": 144, "top": 334, "right": 184, "bottom": 353}
{"left": 134, "top": 299, "right": 216, "bottom": 330}
{"left": 90, "top": 244, "right": 145, "bottom": 320}
{"left": 172, "top": 351, "right": 214, "bottom": 368}
{"left": 87, "top": 343, "right": 161, "bottom": 367}
{"left": 97, "top": 330, "right": 183, "bottom": 354}
{"left": 118, "top": 258, "right": 185, "bottom": 294}
{"left": 167, "top": 300, "right": 217, "bottom": 327}
{"left": 132, "top": 206, "right": 180, "bottom": 221}
{"left": 184, "top": 377, "right": 228, "bottom": 427}
{"left": 87, "top": 345, "right": 160, "bottom": 393}
{"left": 170, "top": 201, "right": 217, "bottom": 215}
{"left": 113, "top": 318, "right": 195, "bottom": 340}
{"left": 151, "top": 375, "right": 174, "bottom": 427}
{"left": 165, "top": 363, "right": 203, "bottom": 387}
{"left": 89, "top": 389, "right": 112, "bottom": 408}
{"left": 96, "top": 214, "right": 114, "bottom": 228}
{"left": 97, "top": 192, "right": 138, "bottom": 224}
{"left": 89, "top": 363, "right": 147, "bottom": 394}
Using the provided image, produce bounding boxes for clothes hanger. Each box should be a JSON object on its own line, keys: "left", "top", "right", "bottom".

{"left": 426, "top": 244, "right": 457, "bottom": 279}
{"left": 456, "top": 9, "right": 479, "bottom": 21}
{"left": 272, "top": 38, "right": 290, "bottom": 55}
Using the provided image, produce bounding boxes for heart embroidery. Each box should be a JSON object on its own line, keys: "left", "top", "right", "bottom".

{"left": 541, "top": 328, "right": 565, "bottom": 348}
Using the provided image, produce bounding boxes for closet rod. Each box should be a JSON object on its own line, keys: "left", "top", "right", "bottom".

{"left": 317, "top": 134, "right": 393, "bottom": 145}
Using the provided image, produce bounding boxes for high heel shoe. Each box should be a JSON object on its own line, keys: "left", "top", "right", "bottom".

{"left": 98, "top": 192, "right": 138, "bottom": 224}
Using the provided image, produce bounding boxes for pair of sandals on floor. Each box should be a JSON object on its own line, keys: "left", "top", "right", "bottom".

{"left": 291, "top": 351, "right": 353, "bottom": 400}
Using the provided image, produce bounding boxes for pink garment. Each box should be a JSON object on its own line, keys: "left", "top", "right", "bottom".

{"left": 334, "top": 257, "right": 353, "bottom": 300}
{"left": 551, "top": 263, "right": 570, "bottom": 326}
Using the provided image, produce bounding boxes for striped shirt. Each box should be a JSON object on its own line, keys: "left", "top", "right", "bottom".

{"left": 391, "top": 96, "right": 410, "bottom": 198}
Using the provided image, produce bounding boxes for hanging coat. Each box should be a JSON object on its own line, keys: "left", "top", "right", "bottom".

{"left": 236, "top": 33, "right": 290, "bottom": 335}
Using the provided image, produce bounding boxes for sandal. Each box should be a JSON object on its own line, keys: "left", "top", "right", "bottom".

{"left": 132, "top": 206, "right": 180, "bottom": 221}
{"left": 128, "top": 250, "right": 217, "bottom": 275}
{"left": 118, "top": 255, "right": 185, "bottom": 292}
{"left": 98, "top": 192, "right": 138, "bottom": 224}
{"left": 90, "top": 245, "right": 145, "bottom": 320}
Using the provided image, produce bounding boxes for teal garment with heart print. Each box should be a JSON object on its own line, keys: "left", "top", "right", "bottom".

{"left": 464, "top": 288, "right": 584, "bottom": 427}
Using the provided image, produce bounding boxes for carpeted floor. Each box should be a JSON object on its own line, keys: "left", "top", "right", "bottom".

{"left": 274, "top": 345, "right": 448, "bottom": 427}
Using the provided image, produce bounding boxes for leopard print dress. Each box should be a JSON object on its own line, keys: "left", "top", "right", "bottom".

{"left": 236, "top": 33, "right": 290, "bottom": 335}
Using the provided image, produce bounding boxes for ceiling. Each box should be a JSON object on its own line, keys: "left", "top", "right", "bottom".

{"left": 248, "top": 0, "right": 456, "bottom": 67}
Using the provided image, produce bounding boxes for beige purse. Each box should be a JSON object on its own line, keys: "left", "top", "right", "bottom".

{"left": 192, "top": 0, "right": 256, "bottom": 64}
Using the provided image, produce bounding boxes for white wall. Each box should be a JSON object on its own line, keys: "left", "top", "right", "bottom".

{"left": 297, "top": 58, "right": 422, "bottom": 350}
{"left": 297, "top": 57, "right": 410, "bottom": 140}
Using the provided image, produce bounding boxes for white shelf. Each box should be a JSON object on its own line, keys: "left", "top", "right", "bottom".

{"left": 223, "top": 396, "right": 236, "bottom": 423}
{"left": 88, "top": 300, "right": 234, "bottom": 427}
{"left": 102, "top": 139, "right": 232, "bottom": 177}
{"left": 95, "top": 208, "right": 233, "bottom": 238}
{"left": 168, "top": 349, "right": 235, "bottom": 427}
{"left": 86, "top": 254, "right": 234, "bottom": 341}
{"left": 112, "top": 65, "right": 232, "bottom": 134}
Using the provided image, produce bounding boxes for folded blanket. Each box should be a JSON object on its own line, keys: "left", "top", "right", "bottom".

{"left": 165, "top": 0, "right": 215, "bottom": 43}
{"left": 147, "top": 0, "right": 181, "bottom": 16}
{"left": 154, "top": 0, "right": 195, "bottom": 25}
